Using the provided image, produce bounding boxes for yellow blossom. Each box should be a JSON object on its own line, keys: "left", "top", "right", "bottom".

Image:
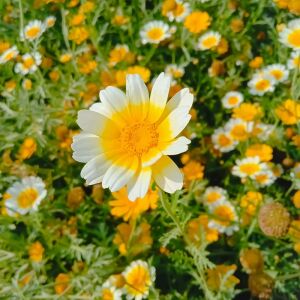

{"left": 233, "top": 103, "right": 262, "bottom": 121}
{"left": 249, "top": 56, "right": 263, "bottom": 69}
{"left": 184, "top": 11, "right": 211, "bottom": 34}
{"left": 54, "top": 273, "right": 70, "bottom": 295}
{"left": 68, "top": 26, "right": 89, "bottom": 45}
{"left": 18, "top": 138, "right": 37, "bottom": 160}
{"left": 276, "top": 99, "right": 300, "bottom": 125}
{"left": 182, "top": 160, "right": 204, "bottom": 182}
{"left": 67, "top": 186, "right": 85, "bottom": 209}
{"left": 292, "top": 191, "right": 300, "bottom": 208}
{"left": 246, "top": 144, "right": 273, "bottom": 162}
{"left": 28, "top": 241, "right": 44, "bottom": 263}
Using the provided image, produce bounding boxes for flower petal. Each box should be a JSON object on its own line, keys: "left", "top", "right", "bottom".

{"left": 158, "top": 107, "right": 191, "bottom": 141}
{"left": 142, "top": 147, "right": 162, "bottom": 168}
{"left": 152, "top": 156, "right": 183, "bottom": 193}
{"left": 147, "top": 72, "right": 171, "bottom": 123}
{"left": 127, "top": 167, "right": 152, "bottom": 201}
{"left": 160, "top": 136, "right": 191, "bottom": 155}
{"left": 102, "top": 155, "right": 139, "bottom": 192}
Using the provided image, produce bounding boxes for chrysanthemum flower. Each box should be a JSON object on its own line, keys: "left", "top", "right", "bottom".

{"left": 100, "top": 281, "right": 122, "bottom": 300}
{"left": 245, "top": 144, "right": 273, "bottom": 162}
{"left": 251, "top": 122, "right": 274, "bottom": 140}
{"left": 212, "top": 128, "right": 238, "bottom": 152}
{"left": 72, "top": 73, "right": 193, "bottom": 201}
{"left": 279, "top": 19, "right": 300, "bottom": 50}
{"left": 221, "top": 91, "right": 244, "bottom": 109}
{"left": 109, "top": 44, "right": 134, "bottom": 67}
{"left": 4, "top": 176, "right": 47, "bottom": 216}
{"left": 208, "top": 201, "right": 238, "bottom": 235}
{"left": 162, "top": 0, "right": 190, "bottom": 22}
{"left": 232, "top": 103, "right": 262, "bottom": 122}
{"left": 109, "top": 187, "right": 158, "bottom": 221}
{"left": 225, "top": 118, "right": 253, "bottom": 141}
{"left": 45, "top": 16, "right": 56, "bottom": 28}
{"left": 264, "top": 64, "right": 289, "bottom": 83}
{"left": 253, "top": 170, "right": 276, "bottom": 187}
{"left": 232, "top": 156, "right": 267, "bottom": 179}
{"left": 197, "top": 31, "right": 221, "bottom": 50}
{"left": 203, "top": 186, "right": 227, "bottom": 207}
{"left": 240, "top": 248, "right": 264, "bottom": 274}
{"left": 14, "top": 52, "right": 42, "bottom": 75}
{"left": 0, "top": 46, "right": 18, "bottom": 64}
{"left": 240, "top": 191, "right": 263, "bottom": 216}
{"left": 122, "top": 260, "right": 155, "bottom": 300}
{"left": 275, "top": 99, "right": 300, "bottom": 125}
{"left": 184, "top": 11, "right": 211, "bottom": 34}
{"left": 22, "top": 20, "right": 46, "bottom": 41}
{"left": 248, "top": 73, "right": 275, "bottom": 95}
{"left": 28, "top": 241, "right": 44, "bottom": 263}
{"left": 140, "top": 21, "right": 171, "bottom": 44}
{"left": 288, "top": 51, "right": 300, "bottom": 69}
{"left": 165, "top": 64, "right": 185, "bottom": 79}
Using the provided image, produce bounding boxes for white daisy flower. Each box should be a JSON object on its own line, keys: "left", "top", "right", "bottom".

{"left": 4, "top": 177, "right": 47, "bottom": 216}
{"left": 225, "top": 118, "right": 253, "bottom": 142}
{"left": 221, "top": 91, "right": 244, "bottom": 109}
{"left": 252, "top": 122, "right": 274, "bottom": 141}
{"left": 140, "top": 21, "right": 171, "bottom": 44}
{"left": 254, "top": 169, "right": 276, "bottom": 187}
{"left": 232, "top": 156, "right": 267, "bottom": 179}
{"left": 203, "top": 186, "right": 227, "bottom": 207}
{"left": 100, "top": 281, "right": 122, "bottom": 300}
{"left": 22, "top": 20, "right": 46, "bottom": 41}
{"left": 208, "top": 201, "right": 239, "bottom": 235}
{"left": 287, "top": 51, "right": 300, "bottom": 70}
{"left": 14, "top": 52, "right": 42, "bottom": 75}
{"left": 71, "top": 73, "right": 193, "bottom": 201}
{"left": 165, "top": 0, "right": 190, "bottom": 22}
{"left": 263, "top": 64, "right": 289, "bottom": 83}
{"left": 248, "top": 73, "right": 276, "bottom": 96}
{"left": 197, "top": 31, "right": 221, "bottom": 51}
{"left": 279, "top": 19, "right": 300, "bottom": 50}
{"left": 122, "top": 260, "right": 156, "bottom": 300}
{"left": 45, "top": 16, "right": 56, "bottom": 28}
{"left": 165, "top": 64, "right": 185, "bottom": 79}
{"left": 0, "top": 46, "right": 19, "bottom": 64}
{"left": 212, "top": 128, "right": 238, "bottom": 152}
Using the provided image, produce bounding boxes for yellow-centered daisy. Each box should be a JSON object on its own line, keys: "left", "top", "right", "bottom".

{"left": 197, "top": 31, "right": 221, "bottom": 51}
{"left": 140, "top": 21, "right": 171, "bottom": 44}
{"left": 72, "top": 73, "right": 193, "bottom": 201}
{"left": 279, "top": 19, "right": 300, "bottom": 50}
{"left": 22, "top": 20, "right": 46, "bottom": 41}
{"left": 0, "top": 46, "right": 18, "bottom": 64}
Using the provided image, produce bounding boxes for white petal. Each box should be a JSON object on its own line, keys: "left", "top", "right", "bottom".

{"left": 158, "top": 107, "right": 191, "bottom": 141}
{"left": 148, "top": 72, "right": 171, "bottom": 122}
{"left": 152, "top": 156, "right": 183, "bottom": 193}
{"left": 71, "top": 132, "right": 102, "bottom": 163}
{"left": 126, "top": 74, "right": 149, "bottom": 119}
{"left": 142, "top": 147, "right": 162, "bottom": 168}
{"left": 161, "top": 136, "right": 191, "bottom": 155}
{"left": 127, "top": 167, "right": 152, "bottom": 201}
{"left": 102, "top": 156, "right": 139, "bottom": 192}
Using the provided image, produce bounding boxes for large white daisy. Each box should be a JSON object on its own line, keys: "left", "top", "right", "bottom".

{"left": 72, "top": 73, "right": 193, "bottom": 201}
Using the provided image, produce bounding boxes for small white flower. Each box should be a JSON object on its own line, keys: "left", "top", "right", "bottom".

{"left": 279, "top": 19, "right": 300, "bottom": 50}
{"left": 165, "top": 0, "right": 190, "bottom": 22}
{"left": 22, "top": 20, "right": 46, "bottom": 41}
{"left": 140, "top": 21, "right": 171, "bottom": 44}
{"left": 254, "top": 169, "right": 276, "bottom": 187}
{"left": 4, "top": 176, "right": 47, "bottom": 216}
{"left": 263, "top": 64, "right": 289, "bottom": 83}
{"left": 203, "top": 186, "right": 227, "bottom": 208}
{"left": 14, "top": 52, "right": 42, "bottom": 75}
{"left": 45, "top": 16, "right": 56, "bottom": 28}
{"left": 221, "top": 91, "right": 244, "bottom": 109}
{"left": 197, "top": 31, "right": 221, "bottom": 50}
{"left": 287, "top": 51, "right": 300, "bottom": 70}
{"left": 248, "top": 73, "right": 276, "bottom": 96}
{"left": 0, "top": 46, "right": 19, "bottom": 64}
{"left": 100, "top": 281, "right": 122, "bottom": 300}
{"left": 252, "top": 122, "right": 274, "bottom": 141}
{"left": 165, "top": 64, "right": 185, "bottom": 79}
{"left": 225, "top": 118, "right": 253, "bottom": 141}
{"left": 232, "top": 156, "right": 267, "bottom": 179}
{"left": 212, "top": 128, "right": 238, "bottom": 152}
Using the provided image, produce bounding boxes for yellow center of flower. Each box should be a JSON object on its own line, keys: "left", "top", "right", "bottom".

{"left": 147, "top": 28, "right": 164, "bottom": 41}
{"left": 293, "top": 57, "right": 300, "bottom": 67}
{"left": 206, "top": 192, "right": 221, "bottom": 203}
{"left": 17, "top": 188, "right": 39, "bottom": 209}
{"left": 102, "top": 288, "right": 114, "bottom": 300}
{"left": 288, "top": 29, "right": 300, "bottom": 47}
{"left": 23, "top": 57, "right": 35, "bottom": 68}
{"left": 213, "top": 206, "right": 235, "bottom": 226}
{"left": 173, "top": 3, "right": 185, "bottom": 17}
{"left": 255, "top": 79, "right": 270, "bottom": 91}
{"left": 26, "top": 27, "right": 41, "bottom": 38}
{"left": 230, "top": 125, "right": 248, "bottom": 141}
{"left": 120, "top": 122, "right": 159, "bottom": 157}
{"left": 239, "top": 163, "right": 260, "bottom": 175}
{"left": 255, "top": 173, "right": 268, "bottom": 184}
{"left": 125, "top": 265, "right": 151, "bottom": 296}
{"left": 270, "top": 69, "right": 283, "bottom": 80}
{"left": 228, "top": 96, "right": 239, "bottom": 105}
{"left": 218, "top": 134, "right": 232, "bottom": 146}
{"left": 4, "top": 51, "right": 15, "bottom": 61}
{"left": 202, "top": 36, "right": 218, "bottom": 48}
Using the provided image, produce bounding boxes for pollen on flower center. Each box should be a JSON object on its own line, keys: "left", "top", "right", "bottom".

{"left": 147, "top": 28, "right": 164, "bottom": 40}
{"left": 288, "top": 29, "right": 300, "bottom": 47}
{"left": 17, "top": 188, "right": 38, "bottom": 209}
{"left": 255, "top": 79, "right": 270, "bottom": 91}
{"left": 26, "top": 27, "right": 41, "bottom": 38}
{"left": 120, "top": 122, "right": 159, "bottom": 157}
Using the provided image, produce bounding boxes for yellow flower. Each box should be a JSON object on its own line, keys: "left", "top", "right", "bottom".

{"left": 292, "top": 191, "right": 300, "bottom": 208}
{"left": 109, "top": 187, "right": 158, "bottom": 221}
{"left": 216, "top": 37, "right": 229, "bottom": 55}
{"left": 0, "top": 40, "right": 10, "bottom": 53}
{"left": 184, "top": 11, "right": 211, "bottom": 34}
{"left": 240, "top": 191, "right": 263, "bottom": 216}
{"left": 68, "top": 26, "right": 89, "bottom": 45}
{"left": 112, "top": 14, "right": 129, "bottom": 26}
{"left": 233, "top": 103, "right": 262, "bottom": 121}
{"left": 108, "top": 45, "right": 135, "bottom": 67}
{"left": 276, "top": 99, "right": 300, "bottom": 125}
{"left": 54, "top": 273, "right": 70, "bottom": 295}
{"left": 56, "top": 125, "right": 73, "bottom": 149}
{"left": 230, "top": 18, "right": 244, "bottom": 33}
{"left": 249, "top": 56, "right": 263, "bottom": 69}
{"left": 49, "top": 70, "right": 60, "bottom": 81}
{"left": 22, "top": 79, "right": 32, "bottom": 90}
{"left": 208, "top": 59, "right": 225, "bottom": 77}
{"left": 246, "top": 144, "right": 273, "bottom": 162}
{"left": 19, "top": 273, "right": 32, "bottom": 288}
{"left": 239, "top": 248, "right": 264, "bottom": 274}
{"left": 67, "top": 187, "right": 85, "bottom": 209}
{"left": 206, "top": 265, "right": 240, "bottom": 291}
{"left": 5, "top": 79, "right": 16, "bottom": 91}
{"left": 69, "top": 14, "right": 85, "bottom": 26}
{"left": 292, "top": 135, "right": 300, "bottom": 148}
{"left": 115, "top": 66, "right": 151, "bottom": 86}
{"left": 28, "top": 241, "right": 44, "bottom": 263}
{"left": 59, "top": 53, "right": 73, "bottom": 63}
{"left": 182, "top": 160, "right": 204, "bottom": 182}
{"left": 187, "top": 214, "right": 219, "bottom": 244}
{"left": 18, "top": 138, "right": 37, "bottom": 160}
{"left": 113, "top": 222, "right": 153, "bottom": 256}
{"left": 77, "top": 54, "right": 97, "bottom": 74}
{"left": 79, "top": 1, "right": 95, "bottom": 14}
{"left": 122, "top": 260, "right": 155, "bottom": 300}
